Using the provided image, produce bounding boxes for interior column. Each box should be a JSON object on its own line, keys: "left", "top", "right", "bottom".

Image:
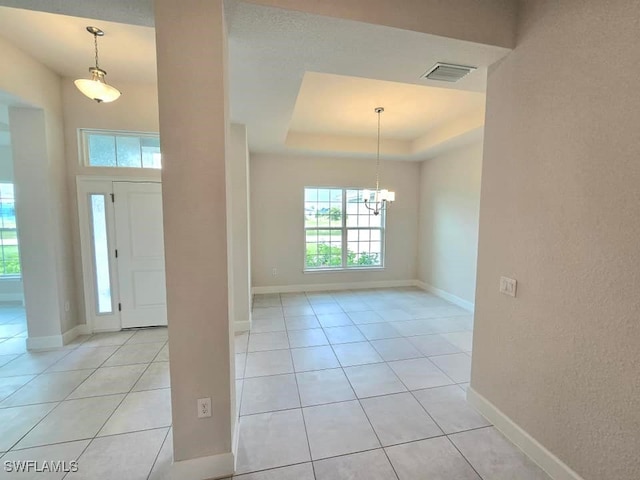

{"left": 154, "top": 0, "right": 236, "bottom": 476}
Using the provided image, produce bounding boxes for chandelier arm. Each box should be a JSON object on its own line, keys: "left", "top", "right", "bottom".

{"left": 363, "top": 199, "right": 386, "bottom": 215}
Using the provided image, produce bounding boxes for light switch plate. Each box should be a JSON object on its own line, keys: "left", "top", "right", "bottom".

{"left": 499, "top": 276, "right": 517, "bottom": 297}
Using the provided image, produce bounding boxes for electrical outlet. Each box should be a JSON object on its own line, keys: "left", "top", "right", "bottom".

{"left": 197, "top": 397, "right": 212, "bottom": 418}
{"left": 499, "top": 276, "right": 517, "bottom": 297}
{"left": 272, "top": 267, "right": 278, "bottom": 276}
{"left": 64, "top": 301, "right": 70, "bottom": 312}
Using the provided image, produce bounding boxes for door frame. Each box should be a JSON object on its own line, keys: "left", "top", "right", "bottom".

{"left": 76, "top": 175, "right": 161, "bottom": 333}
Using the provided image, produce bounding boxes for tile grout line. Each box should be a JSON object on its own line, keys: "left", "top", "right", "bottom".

{"left": 9, "top": 424, "right": 171, "bottom": 454}
{"left": 311, "top": 298, "right": 403, "bottom": 479}
{"left": 0, "top": 345, "right": 83, "bottom": 452}
{"left": 60, "top": 349, "right": 160, "bottom": 480}
{"left": 335, "top": 353, "right": 402, "bottom": 480}
{"left": 235, "top": 328, "right": 250, "bottom": 422}
{"left": 220, "top": 290, "right": 469, "bottom": 477}
{"left": 245, "top": 291, "right": 475, "bottom": 478}
{"left": 146, "top": 425, "right": 171, "bottom": 480}
{"left": 446, "top": 433, "right": 487, "bottom": 480}
{"left": 284, "top": 292, "right": 317, "bottom": 480}
{"left": 0, "top": 322, "right": 172, "bottom": 475}
{"left": 8, "top": 331, "right": 158, "bottom": 477}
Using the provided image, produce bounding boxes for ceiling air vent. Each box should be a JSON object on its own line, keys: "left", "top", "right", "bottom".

{"left": 421, "top": 62, "right": 477, "bottom": 82}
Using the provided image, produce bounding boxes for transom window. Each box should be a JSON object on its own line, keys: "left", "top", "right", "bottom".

{"left": 0, "top": 183, "right": 20, "bottom": 276}
{"left": 304, "top": 187, "right": 385, "bottom": 270}
{"left": 80, "top": 129, "right": 161, "bottom": 169}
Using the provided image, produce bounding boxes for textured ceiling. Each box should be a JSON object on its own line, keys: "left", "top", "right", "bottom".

{"left": 226, "top": 1, "right": 507, "bottom": 158}
{"left": 0, "top": 1, "right": 511, "bottom": 159}
{"left": 0, "top": 0, "right": 154, "bottom": 27}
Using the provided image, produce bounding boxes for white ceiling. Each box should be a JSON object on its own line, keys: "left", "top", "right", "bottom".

{"left": 0, "top": 1, "right": 511, "bottom": 159}
{"left": 0, "top": 6, "right": 157, "bottom": 84}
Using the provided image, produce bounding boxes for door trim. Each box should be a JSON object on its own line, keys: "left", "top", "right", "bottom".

{"left": 76, "top": 175, "right": 160, "bottom": 333}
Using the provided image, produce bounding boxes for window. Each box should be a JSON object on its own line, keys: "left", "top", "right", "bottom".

{"left": 80, "top": 129, "right": 161, "bottom": 169}
{"left": 0, "top": 183, "right": 20, "bottom": 276}
{"left": 90, "top": 195, "right": 112, "bottom": 314}
{"left": 304, "top": 187, "right": 385, "bottom": 270}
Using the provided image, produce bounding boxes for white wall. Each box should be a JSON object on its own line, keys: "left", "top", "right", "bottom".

{"left": 417, "top": 141, "right": 482, "bottom": 305}
{"left": 250, "top": 153, "right": 419, "bottom": 289}
{"left": 473, "top": 1, "right": 640, "bottom": 479}
{"left": 0, "top": 35, "right": 77, "bottom": 338}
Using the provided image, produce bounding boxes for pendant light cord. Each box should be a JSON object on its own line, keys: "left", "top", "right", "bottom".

{"left": 93, "top": 33, "right": 100, "bottom": 70}
{"left": 375, "top": 108, "right": 381, "bottom": 193}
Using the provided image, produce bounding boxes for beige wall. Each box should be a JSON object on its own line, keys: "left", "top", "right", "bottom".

{"left": 473, "top": 1, "right": 640, "bottom": 479}
{"left": 250, "top": 153, "right": 419, "bottom": 288}
{"left": 61, "top": 79, "right": 160, "bottom": 326}
{"left": 0, "top": 35, "right": 77, "bottom": 337}
{"left": 418, "top": 141, "right": 482, "bottom": 305}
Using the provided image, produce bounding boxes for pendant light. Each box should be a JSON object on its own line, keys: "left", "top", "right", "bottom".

{"left": 363, "top": 107, "right": 396, "bottom": 215}
{"left": 74, "top": 26, "right": 121, "bottom": 103}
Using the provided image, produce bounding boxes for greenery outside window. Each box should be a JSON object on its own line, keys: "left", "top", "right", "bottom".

{"left": 80, "top": 129, "right": 161, "bottom": 169}
{"left": 304, "top": 187, "right": 385, "bottom": 270}
{"left": 0, "top": 183, "right": 20, "bottom": 276}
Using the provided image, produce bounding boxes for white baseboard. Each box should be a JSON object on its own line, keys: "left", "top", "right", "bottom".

{"left": 26, "top": 335, "right": 63, "bottom": 351}
{"left": 168, "top": 451, "right": 235, "bottom": 480}
{"left": 234, "top": 320, "right": 251, "bottom": 333}
{"left": 26, "top": 324, "right": 92, "bottom": 351}
{"left": 252, "top": 279, "right": 415, "bottom": 295}
{"left": 62, "top": 324, "right": 92, "bottom": 345}
{"left": 467, "top": 387, "right": 584, "bottom": 480}
{"left": 414, "top": 280, "right": 474, "bottom": 312}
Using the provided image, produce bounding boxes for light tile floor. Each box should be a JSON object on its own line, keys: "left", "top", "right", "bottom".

{"left": 0, "top": 288, "right": 552, "bottom": 479}
{"left": 232, "top": 288, "right": 551, "bottom": 480}
{"left": 0, "top": 305, "right": 171, "bottom": 480}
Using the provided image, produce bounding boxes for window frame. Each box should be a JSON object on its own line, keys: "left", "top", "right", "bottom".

{"left": 78, "top": 128, "right": 162, "bottom": 170}
{"left": 303, "top": 186, "right": 386, "bottom": 272}
{"left": 0, "top": 183, "right": 21, "bottom": 279}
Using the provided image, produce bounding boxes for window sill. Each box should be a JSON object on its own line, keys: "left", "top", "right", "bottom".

{"left": 304, "top": 267, "right": 385, "bottom": 274}
{"left": 0, "top": 276, "right": 22, "bottom": 281}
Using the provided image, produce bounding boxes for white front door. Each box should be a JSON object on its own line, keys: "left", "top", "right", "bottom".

{"left": 113, "top": 182, "right": 167, "bottom": 328}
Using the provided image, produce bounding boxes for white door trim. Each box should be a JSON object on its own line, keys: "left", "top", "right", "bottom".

{"left": 76, "top": 175, "right": 160, "bottom": 333}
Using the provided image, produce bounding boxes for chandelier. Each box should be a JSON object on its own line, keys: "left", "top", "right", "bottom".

{"left": 363, "top": 107, "right": 395, "bottom": 215}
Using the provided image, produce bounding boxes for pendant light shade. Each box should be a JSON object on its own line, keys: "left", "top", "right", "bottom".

{"left": 75, "top": 27, "right": 121, "bottom": 103}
